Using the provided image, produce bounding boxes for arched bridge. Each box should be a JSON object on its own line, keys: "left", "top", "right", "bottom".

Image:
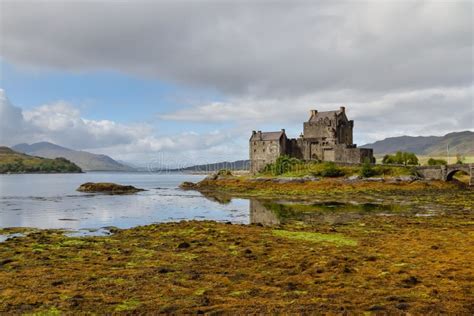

{"left": 415, "top": 163, "right": 473, "bottom": 185}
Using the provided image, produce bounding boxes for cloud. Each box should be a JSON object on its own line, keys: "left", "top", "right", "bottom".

{"left": 0, "top": 1, "right": 472, "bottom": 160}
{"left": 161, "top": 85, "right": 473, "bottom": 144}
{"left": 1, "top": 1, "right": 471, "bottom": 96}
{"left": 0, "top": 89, "right": 242, "bottom": 164}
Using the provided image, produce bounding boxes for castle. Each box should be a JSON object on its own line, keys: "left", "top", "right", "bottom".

{"left": 249, "top": 107, "right": 374, "bottom": 173}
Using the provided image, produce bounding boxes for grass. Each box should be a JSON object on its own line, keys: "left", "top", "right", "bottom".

{"left": 258, "top": 161, "right": 412, "bottom": 178}
{"left": 272, "top": 229, "right": 357, "bottom": 246}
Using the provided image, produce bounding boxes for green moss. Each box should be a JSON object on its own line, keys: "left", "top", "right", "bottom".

{"left": 114, "top": 299, "right": 141, "bottom": 312}
{"left": 28, "top": 307, "right": 61, "bottom": 316}
{"left": 272, "top": 230, "right": 357, "bottom": 246}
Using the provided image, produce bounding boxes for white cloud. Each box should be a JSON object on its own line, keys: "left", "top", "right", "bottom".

{"left": 0, "top": 89, "right": 243, "bottom": 164}
{"left": 161, "top": 85, "right": 474, "bottom": 144}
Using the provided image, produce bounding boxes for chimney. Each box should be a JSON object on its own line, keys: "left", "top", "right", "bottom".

{"left": 257, "top": 131, "right": 262, "bottom": 140}
{"left": 281, "top": 128, "right": 285, "bottom": 134}
{"left": 340, "top": 106, "right": 345, "bottom": 113}
{"left": 252, "top": 130, "right": 256, "bottom": 135}
{"left": 310, "top": 109, "right": 318, "bottom": 117}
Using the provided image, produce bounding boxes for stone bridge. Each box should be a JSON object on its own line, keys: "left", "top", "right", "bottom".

{"left": 415, "top": 164, "right": 473, "bottom": 185}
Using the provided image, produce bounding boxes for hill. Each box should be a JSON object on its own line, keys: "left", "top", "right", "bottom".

{"left": 170, "top": 160, "right": 250, "bottom": 172}
{"left": 0, "top": 146, "right": 82, "bottom": 173}
{"left": 12, "top": 142, "right": 134, "bottom": 172}
{"left": 361, "top": 131, "right": 474, "bottom": 156}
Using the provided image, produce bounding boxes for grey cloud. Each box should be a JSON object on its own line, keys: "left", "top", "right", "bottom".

{"left": 1, "top": 1, "right": 472, "bottom": 96}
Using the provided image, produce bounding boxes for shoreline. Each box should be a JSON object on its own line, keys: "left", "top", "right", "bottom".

{"left": 1, "top": 211, "right": 473, "bottom": 313}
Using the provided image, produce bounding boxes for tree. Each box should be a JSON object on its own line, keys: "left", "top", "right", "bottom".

{"left": 427, "top": 158, "right": 447, "bottom": 166}
{"left": 382, "top": 151, "right": 418, "bottom": 166}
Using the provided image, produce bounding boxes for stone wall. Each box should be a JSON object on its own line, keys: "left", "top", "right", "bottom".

{"left": 250, "top": 134, "right": 286, "bottom": 173}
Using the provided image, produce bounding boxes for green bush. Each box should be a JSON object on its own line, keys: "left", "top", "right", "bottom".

{"left": 382, "top": 151, "right": 419, "bottom": 166}
{"left": 312, "top": 162, "right": 345, "bottom": 178}
{"left": 359, "top": 161, "right": 376, "bottom": 178}
{"left": 427, "top": 158, "right": 447, "bottom": 166}
{"left": 264, "top": 155, "right": 302, "bottom": 176}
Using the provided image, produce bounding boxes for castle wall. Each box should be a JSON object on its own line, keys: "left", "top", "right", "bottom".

{"left": 250, "top": 135, "right": 286, "bottom": 173}
{"left": 249, "top": 108, "right": 374, "bottom": 173}
{"left": 333, "top": 145, "right": 374, "bottom": 163}
{"left": 303, "top": 121, "right": 336, "bottom": 140}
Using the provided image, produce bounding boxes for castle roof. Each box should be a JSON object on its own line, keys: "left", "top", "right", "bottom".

{"left": 250, "top": 131, "right": 285, "bottom": 141}
{"left": 308, "top": 107, "right": 345, "bottom": 122}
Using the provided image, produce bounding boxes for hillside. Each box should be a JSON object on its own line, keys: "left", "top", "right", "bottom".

{"left": 171, "top": 160, "right": 250, "bottom": 172}
{"left": 362, "top": 131, "right": 474, "bottom": 156}
{"left": 0, "top": 146, "right": 82, "bottom": 173}
{"left": 12, "top": 142, "right": 134, "bottom": 172}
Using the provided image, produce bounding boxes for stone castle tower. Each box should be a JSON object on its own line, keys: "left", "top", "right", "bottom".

{"left": 249, "top": 107, "right": 374, "bottom": 173}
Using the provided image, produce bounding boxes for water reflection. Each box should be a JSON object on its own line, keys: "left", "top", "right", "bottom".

{"left": 0, "top": 173, "right": 442, "bottom": 238}
{"left": 248, "top": 199, "right": 422, "bottom": 226}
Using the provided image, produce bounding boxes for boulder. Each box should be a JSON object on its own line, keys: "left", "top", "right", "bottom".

{"left": 179, "top": 181, "right": 197, "bottom": 190}
{"left": 347, "top": 175, "right": 361, "bottom": 181}
{"left": 77, "top": 182, "right": 145, "bottom": 194}
{"left": 364, "top": 177, "right": 384, "bottom": 182}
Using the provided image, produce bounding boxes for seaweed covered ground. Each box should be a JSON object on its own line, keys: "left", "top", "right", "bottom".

{"left": 185, "top": 175, "right": 462, "bottom": 200}
{"left": 0, "top": 178, "right": 473, "bottom": 314}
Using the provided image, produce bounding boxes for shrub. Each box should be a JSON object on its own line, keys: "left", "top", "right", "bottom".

{"left": 359, "top": 161, "right": 376, "bottom": 178}
{"left": 382, "top": 151, "right": 419, "bottom": 166}
{"left": 319, "top": 162, "right": 344, "bottom": 177}
{"left": 427, "top": 158, "right": 447, "bottom": 166}
{"left": 264, "top": 155, "right": 302, "bottom": 176}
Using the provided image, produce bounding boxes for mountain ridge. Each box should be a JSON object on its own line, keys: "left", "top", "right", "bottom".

{"left": 12, "top": 142, "right": 134, "bottom": 171}
{"left": 361, "top": 131, "right": 473, "bottom": 155}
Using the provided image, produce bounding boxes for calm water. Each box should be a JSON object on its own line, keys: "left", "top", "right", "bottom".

{"left": 0, "top": 172, "right": 250, "bottom": 232}
{"left": 0, "top": 172, "right": 441, "bottom": 240}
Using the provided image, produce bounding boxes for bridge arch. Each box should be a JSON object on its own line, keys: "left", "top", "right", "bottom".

{"left": 445, "top": 165, "right": 470, "bottom": 182}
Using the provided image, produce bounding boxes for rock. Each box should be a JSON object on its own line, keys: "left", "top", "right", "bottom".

{"left": 157, "top": 267, "right": 173, "bottom": 274}
{"left": 204, "top": 174, "right": 218, "bottom": 181}
{"left": 398, "top": 175, "right": 418, "bottom": 182}
{"left": 364, "top": 177, "right": 384, "bottom": 182}
{"left": 177, "top": 242, "right": 191, "bottom": 249}
{"left": 367, "top": 305, "right": 386, "bottom": 311}
{"left": 401, "top": 276, "right": 421, "bottom": 287}
{"left": 347, "top": 175, "right": 361, "bottom": 181}
{"left": 0, "top": 258, "right": 14, "bottom": 266}
{"left": 179, "top": 181, "right": 196, "bottom": 189}
{"left": 76, "top": 182, "right": 145, "bottom": 194}
{"left": 396, "top": 303, "right": 410, "bottom": 310}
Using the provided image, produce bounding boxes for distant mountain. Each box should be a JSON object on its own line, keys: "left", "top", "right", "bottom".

{"left": 12, "top": 142, "right": 135, "bottom": 171}
{"left": 170, "top": 160, "right": 250, "bottom": 172}
{"left": 0, "top": 146, "right": 82, "bottom": 173}
{"left": 362, "top": 131, "right": 474, "bottom": 156}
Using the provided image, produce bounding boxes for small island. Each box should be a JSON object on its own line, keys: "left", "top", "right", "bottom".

{"left": 0, "top": 146, "right": 82, "bottom": 174}
{"left": 77, "top": 182, "right": 145, "bottom": 194}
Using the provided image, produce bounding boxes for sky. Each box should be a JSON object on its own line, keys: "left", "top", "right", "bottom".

{"left": 0, "top": 0, "right": 472, "bottom": 166}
